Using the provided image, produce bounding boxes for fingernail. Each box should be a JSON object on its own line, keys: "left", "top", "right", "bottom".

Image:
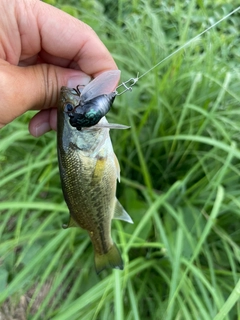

{"left": 35, "top": 122, "right": 50, "bottom": 137}
{"left": 67, "top": 74, "right": 91, "bottom": 88}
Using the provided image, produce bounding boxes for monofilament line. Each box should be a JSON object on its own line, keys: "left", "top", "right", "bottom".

{"left": 116, "top": 6, "right": 240, "bottom": 95}
{"left": 138, "top": 6, "right": 240, "bottom": 80}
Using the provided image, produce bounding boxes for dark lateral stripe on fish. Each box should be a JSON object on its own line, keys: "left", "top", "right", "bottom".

{"left": 99, "top": 225, "right": 110, "bottom": 254}
{"left": 96, "top": 206, "right": 110, "bottom": 254}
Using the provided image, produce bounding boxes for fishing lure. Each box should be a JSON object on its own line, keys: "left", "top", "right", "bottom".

{"left": 64, "top": 71, "right": 120, "bottom": 130}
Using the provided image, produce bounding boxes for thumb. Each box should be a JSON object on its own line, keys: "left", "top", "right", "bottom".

{"left": 0, "top": 61, "right": 90, "bottom": 128}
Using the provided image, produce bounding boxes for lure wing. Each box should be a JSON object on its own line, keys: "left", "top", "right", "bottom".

{"left": 81, "top": 70, "right": 121, "bottom": 102}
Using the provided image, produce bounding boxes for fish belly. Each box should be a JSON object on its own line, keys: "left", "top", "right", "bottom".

{"left": 61, "top": 145, "right": 116, "bottom": 245}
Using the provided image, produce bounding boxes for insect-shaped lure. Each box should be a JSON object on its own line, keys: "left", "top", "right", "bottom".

{"left": 64, "top": 71, "right": 122, "bottom": 130}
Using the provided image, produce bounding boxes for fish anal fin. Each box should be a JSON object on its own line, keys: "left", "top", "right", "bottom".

{"left": 113, "top": 198, "right": 133, "bottom": 224}
{"left": 62, "top": 215, "right": 78, "bottom": 229}
{"left": 95, "top": 243, "right": 123, "bottom": 274}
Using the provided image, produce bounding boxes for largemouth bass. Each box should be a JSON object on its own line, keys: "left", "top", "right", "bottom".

{"left": 57, "top": 71, "right": 133, "bottom": 274}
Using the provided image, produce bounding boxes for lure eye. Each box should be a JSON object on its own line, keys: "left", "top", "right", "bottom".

{"left": 64, "top": 103, "right": 74, "bottom": 113}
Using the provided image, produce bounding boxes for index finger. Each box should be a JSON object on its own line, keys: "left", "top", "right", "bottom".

{"left": 33, "top": 2, "right": 117, "bottom": 76}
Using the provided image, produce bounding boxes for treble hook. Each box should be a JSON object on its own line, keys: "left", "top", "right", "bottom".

{"left": 115, "top": 73, "right": 139, "bottom": 96}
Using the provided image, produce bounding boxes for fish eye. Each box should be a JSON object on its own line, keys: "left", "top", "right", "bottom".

{"left": 64, "top": 103, "right": 73, "bottom": 112}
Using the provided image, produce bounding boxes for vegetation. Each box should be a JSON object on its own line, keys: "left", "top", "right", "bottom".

{"left": 1, "top": 0, "right": 240, "bottom": 319}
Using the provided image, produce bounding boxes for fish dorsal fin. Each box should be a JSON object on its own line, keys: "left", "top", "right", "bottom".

{"left": 113, "top": 198, "right": 133, "bottom": 224}
{"left": 62, "top": 216, "right": 78, "bottom": 229}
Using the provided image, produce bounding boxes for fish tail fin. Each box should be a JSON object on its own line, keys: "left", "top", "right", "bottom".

{"left": 94, "top": 243, "right": 124, "bottom": 274}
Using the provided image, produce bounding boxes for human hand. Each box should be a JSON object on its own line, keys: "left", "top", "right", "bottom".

{"left": 0, "top": 0, "right": 118, "bottom": 136}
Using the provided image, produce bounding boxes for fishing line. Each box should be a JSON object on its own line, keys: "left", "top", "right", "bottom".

{"left": 115, "top": 6, "right": 240, "bottom": 95}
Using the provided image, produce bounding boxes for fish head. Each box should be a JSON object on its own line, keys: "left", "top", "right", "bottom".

{"left": 58, "top": 87, "right": 82, "bottom": 152}
{"left": 59, "top": 86, "right": 82, "bottom": 117}
{"left": 58, "top": 86, "right": 111, "bottom": 156}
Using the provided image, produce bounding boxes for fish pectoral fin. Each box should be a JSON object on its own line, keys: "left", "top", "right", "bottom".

{"left": 93, "top": 123, "right": 130, "bottom": 130}
{"left": 114, "top": 153, "right": 120, "bottom": 182}
{"left": 62, "top": 215, "right": 78, "bottom": 229}
{"left": 113, "top": 198, "right": 133, "bottom": 224}
{"left": 94, "top": 243, "right": 123, "bottom": 274}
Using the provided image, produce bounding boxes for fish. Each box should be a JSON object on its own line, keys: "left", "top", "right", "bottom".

{"left": 57, "top": 70, "right": 133, "bottom": 274}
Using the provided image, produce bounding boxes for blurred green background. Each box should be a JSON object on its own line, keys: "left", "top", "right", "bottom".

{"left": 1, "top": 0, "right": 240, "bottom": 319}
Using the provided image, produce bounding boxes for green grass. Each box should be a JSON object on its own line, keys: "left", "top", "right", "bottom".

{"left": 1, "top": 0, "right": 240, "bottom": 319}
